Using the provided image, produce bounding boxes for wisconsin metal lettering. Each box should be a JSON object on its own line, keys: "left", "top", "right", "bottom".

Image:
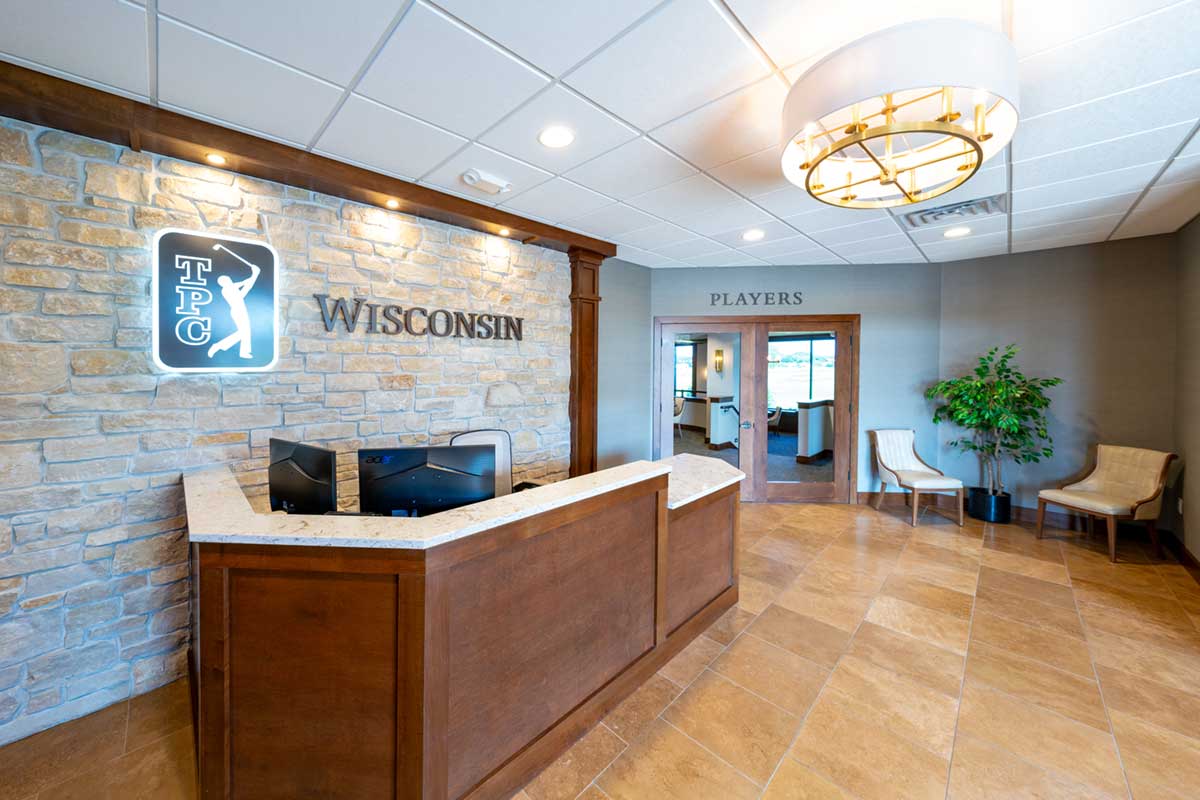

{"left": 152, "top": 228, "right": 279, "bottom": 372}
{"left": 709, "top": 291, "right": 804, "bottom": 307}
{"left": 313, "top": 295, "right": 524, "bottom": 340}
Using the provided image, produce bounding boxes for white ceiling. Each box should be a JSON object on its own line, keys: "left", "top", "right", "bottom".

{"left": 3, "top": 0, "right": 1199, "bottom": 267}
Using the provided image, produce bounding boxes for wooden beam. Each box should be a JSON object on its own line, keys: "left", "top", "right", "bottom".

{"left": 0, "top": 62, "right": 616, "bottom": 257}
{"left": 568, "top": 247, "right": 604, "bottom": 477}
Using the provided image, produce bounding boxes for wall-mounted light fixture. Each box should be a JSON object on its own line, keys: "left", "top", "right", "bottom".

{"left": 714, "top": 348, "right": 725, "bottom": 375}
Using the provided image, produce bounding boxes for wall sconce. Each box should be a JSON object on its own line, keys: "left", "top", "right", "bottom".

{"left": 714, "top": 349, "right": 725, "bottom": 375}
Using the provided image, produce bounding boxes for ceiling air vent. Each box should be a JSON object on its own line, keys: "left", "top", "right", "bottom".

{"left": 898, "top": 193, "right": 1008, "bottom": 231}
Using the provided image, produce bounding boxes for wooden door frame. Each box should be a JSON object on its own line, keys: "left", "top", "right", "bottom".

{"left": 653, "top": 315, "right": 860, "bottom": 504}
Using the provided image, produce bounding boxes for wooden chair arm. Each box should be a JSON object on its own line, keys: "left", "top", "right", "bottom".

{"left": 1130, "top": 453, "right": 1178, "bottom": 513}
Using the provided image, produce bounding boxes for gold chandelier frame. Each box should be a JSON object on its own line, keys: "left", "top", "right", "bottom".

{"left": 803, "top": 119, "right": 984, "bottom": 210}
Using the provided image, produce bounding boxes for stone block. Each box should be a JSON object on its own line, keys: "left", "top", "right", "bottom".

{"left": 0, "top": 608, "right": 63, "bottom": 668}
{"left": 0, "top": 126, "right": 32, "bottom": 166}
{"left": 25, "top": 562, "right": 109, "bottom": 599}
{"left": 194, "top": 406, "right": 281, "bottom": 431}
{"left": 113, "top": 531, "right": 187, "bottom": 575}
{"left": 0, "top": 442, "right": 40, "bottom": 490}
{"left": 43, "top": 433, "right": 138, "bottom": 462}
{"left": 0, "top": 418, "right": 93, "bottom": 444}
{"left": 0, "top": 287, "right": 38, "bottom": 313}
{"left": 70, "top": 349, "right": 150, "bottom": 376}
{"left": 9, "top": 315, "right": 114, "bottom": 343}
{"left": 84, "top": 163, "right": 151, "bottom": 203}
{"left": 38, "top": 130, "right": 115, "bottom": 159}
{"left": 157, "top": 175, "right": 240, "bottom": 207}
{"left": 2, "top": 266, "right": 71, "bottom": 289}
{"left": 42, "top": 292, "right": 115, "bottom": 315}
{"left": 59, "top": 221, "right": 144, "bottom": 249}
{"left": 48, "top": 500, "right": 123, "bottom": 535}
{"left": 0, "top": 195, "right": 52, "bottom": 228}
{"left": 26, "top": 641, "right": 117, "bottom": 685}
{"left": 0, "top": 166, "right": 76, "bottom": 200}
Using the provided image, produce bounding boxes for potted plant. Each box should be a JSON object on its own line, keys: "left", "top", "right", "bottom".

{"left": 925, "top": 344, "right": 1062, "bottom": 523}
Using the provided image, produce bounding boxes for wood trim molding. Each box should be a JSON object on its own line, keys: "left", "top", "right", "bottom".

{"left": 569, "top": 247, "right": 604, "bottom": 477}
{"left": 0, "top": 61, "right": 615, "bottom": 258}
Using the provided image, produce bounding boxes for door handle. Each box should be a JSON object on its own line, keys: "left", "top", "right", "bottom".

{"left": 740, "top": 421, "right": 752, "bottom": 430}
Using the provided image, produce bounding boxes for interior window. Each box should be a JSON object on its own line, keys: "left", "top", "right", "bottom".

{"left": 674, "top": 342, "right": 695, "bottom": 395}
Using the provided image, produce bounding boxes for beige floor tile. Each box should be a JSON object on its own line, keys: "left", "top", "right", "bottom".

{"left": 1110, "top": 709, "right": 1200, "bottom": 798}
{"left": 761, "top": 757, "right": 852, "bottom": 799}
{"left": 903, "top": 539, "right": 981, "bottom": 574}
{"left": 659, "top": 634, "right": 725, "bottom": 688}
{"left": 824, "top": 655, "right": 960, "bottom": 757}
{"left": 891, "top": 552, "right": 979, "bottom": 595}
{"left": 747, "top": 604, "right": 851, "bottom": 668}
{"left": 0, "top": 699, "right": 128, "bottom": 800}
{"left": 880, "top": 573, "right": 974, "bottom": 620}
{"left": 1073, "top": 578, "right": 1196, "bottom": 622}
{"left": 846, "top": 621, "right": 964, "bottom": 698}
{"left": 1086, "top": 628, "right": 1200, "bottom": 694}
{"left": 126, "top": 679, "right": 192, "bottom": 752}
{"left": 947, "top": 733, "right": 1114, "bottom": 800}
{"left": 596, "top": 718, "right": 759, "bottom": 800}
{"left": 981, "top": 548, "right": 1072, "bottom": 585}
{"left": 740, "top": 551, "right": 803, "bottom": 590}
{"left": 703, "top": 605, "right": 757, "bottom": 646}
{"left": 774, "top": 583, "right": 873, "bottom": 632}
{"left": 663, "top": 670, "right": 800, "bottom": 784}
{"left": 1078, "top": 600, "right": 1200, "bottom": 655}
{"left": 789, "top": 689, "right": 949, "bottom": 800}
{"left": 957, "top": 682, "right": 1127, "bottom": 798}
{"left": 977, "top": 566, "right": 1076, "bottom": 608}
{"left": 811, "top": 544, "right": 899, "bottom": 581}
{"left": 910, "top": 526, "right": 983, "bottom": 558}
{"left": 1096, "top": 664, "right": 1200, "bottom": 742}
{"left": 38, "top": 727, "right": 196, "bottom": 800}
{"left": 972, "top": 584, "right": 1085, "bottom": 639}
{"left": 603, "top": 673, "right": 680, "bottom": 746}
{"left": 524, "top": 724, "right": 626, "bottom": 800}
{"left": 575, "top": 786, "right": 609, "bottom": 800}
{"left": 965, "top": 642, "right": 1108, "bottom": 731}
{"left": 711, "top": 633, "right": 828, "bottom": 716}
{"left": 795, "top": 559, "right": 889, "bottom": 597}
{"left": 970, "top": 611, "right": 1095, "bottom": 677}
{"left": 750, "top": 531, "right": 826, "bottom": 567}
{"left": 981, "top": 528, "right": 1067, "bottom": 564}
{"left": 865, "top": 595, "right": 970, "bottom": 654}
{"left": 1064, "top": 556, "right": 1173, "bottom": 598}
{"left": 737, "top": 575, "right": 782, "bottom": 615}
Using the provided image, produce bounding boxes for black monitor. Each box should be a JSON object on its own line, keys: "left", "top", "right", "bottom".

{"left": 358, "top": 445, "right": 495, "bottom": 517}
{"left": 269, "top": 438, "right": 337, "bottom": 515}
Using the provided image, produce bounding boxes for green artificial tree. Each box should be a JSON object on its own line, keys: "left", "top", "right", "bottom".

{"left": 925, "top": 344, "right": 1063, "bottom": 497}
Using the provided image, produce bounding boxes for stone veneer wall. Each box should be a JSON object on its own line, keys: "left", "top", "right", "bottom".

{"left": 0, "top": 116, "right": 572, "bottom": 745}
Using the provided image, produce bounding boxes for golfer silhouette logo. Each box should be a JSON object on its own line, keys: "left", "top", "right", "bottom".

{"left": 152, "top": 229, "right": 279, "bottom": 373}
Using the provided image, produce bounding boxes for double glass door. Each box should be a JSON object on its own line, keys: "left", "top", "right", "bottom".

{"left": 656, "top": 317, "right": 857, "bottom": 503}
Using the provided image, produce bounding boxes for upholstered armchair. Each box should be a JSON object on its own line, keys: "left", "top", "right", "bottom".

{"left": 1037, "top": 445, "right": 1176, "bottom": 562}
{"left": 870, "top": 429, "right": 964, "bottom": 527}
{"left": 672, "top": 397, "right": 685, "bottom": 439}
{"left": 766, "top": 407, "right": 782, "bottom": 431}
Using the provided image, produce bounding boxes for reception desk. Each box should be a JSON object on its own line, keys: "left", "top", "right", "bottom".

{"left": 184, "top": 454, "right": 743, "bottom": 800}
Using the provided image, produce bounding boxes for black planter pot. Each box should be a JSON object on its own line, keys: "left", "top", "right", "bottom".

{"left": 967, "top": 488, "right": 1012, "bottom": 524}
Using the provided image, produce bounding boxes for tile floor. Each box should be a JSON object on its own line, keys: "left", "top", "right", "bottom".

{"left": 3, "top": 502, "right": 1200, "bottom": 799}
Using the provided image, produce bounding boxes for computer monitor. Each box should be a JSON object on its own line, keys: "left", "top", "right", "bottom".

{"left": 358, "top": 445, "right": 495, "bottom": 517}
{"left": 269, "top": 438, "right": 337, "bottom": 515}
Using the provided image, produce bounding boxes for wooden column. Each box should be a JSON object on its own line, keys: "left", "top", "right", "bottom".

{"left": 568, "top": 247, "right": 604, "bottom": 477}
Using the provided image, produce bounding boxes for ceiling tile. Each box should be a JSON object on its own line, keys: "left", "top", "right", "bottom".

{"left": 738, "top": 233, "right": 823, "bottom": 259}
{"left": 709, "top": 219, "right": 795, "bottom": 248}
{"left": 807, "top": 217, "right": 904, "bottom": 247}
{"left": 1113, "top": 179, "right": 1200, "bottom": 238}
{"left": 675, "top": 198, "right": 772, "bottom": 236}
{"left": 618, "top": 222, "right": 697, "bottom": 250}
{"left": 0, "top": 0, "right": 148, "bottom": 97}
{"left": 830, "top": 233, "right": 917, "bottom": 257}
{"left": 651, "top": 75, "right": 787, "bottom": 169}
{"left": 1011, "top": 162, "right": 1161, "bottom": 212}
{"left": 1012, "top": 0, "right": 1183, "bottom": 58}
{"left": 434, "top": 0, "right": 661, "bottom": 75}
{"left": 1013, "top": 121, "right": 1195, "bottom": 190}
{"left": 421, "top": 143, "right": 551, "bottom": 203}
{"left": 754, "top": 184, "right": 828, "bottom": 218}
{"left": 158, "top": 21, "right": 342, "bottom": 145}
{"left": 159, "top": 0, "right": 399, "bottom": 85}
{"left": 357, "top": 2, "right": 548, "bottom": 137}
{"left": 565, "top": 0, "right": 770, "bottom": 130}
{"left": 654, "top": 238, "right": 728, "bottom": 260}
{"left": 907, "top": 213, "right": 1008, "bottom": 244}
{"left": 563, "top": 202, "right": 659, "bottom": 238}
{"left": 787, "top": 207, "right": 891, "bottom": 235}
{"left": 1011, "top": 215, "right": 1123, "bottom": 246}
{"left": 682, "top": 249, "right": 768, "bottom": 267}
{"left": 726, "top": 0, "right": 1002, "bottom": 71}
{"left": 920, "top": 230, "right": 1009, "bottom": 262}
{"left": 1018, "top": 2, "right": 1200, "bottom": 119}
{"left": 564, "top": 137, "right": 697, "bottom": 199}
{"left": 479, "top": 85, "right": 637, "bottom": 174}
{"left": 615, "top": 245, "right": 686, "bottom": 268}
{"left": 763, "top": 250, "right": 845, "bottom": 266}
{"left": 848, "top": 245, "right": 928, "bottom": 264}
{"left": 708, "top": 146, "right": 792, "bottom": 197}
{"left": 1178, "top": 130, "right": 1200, "bottom": 159}
{"left": 627, "top": 174, "right": 742, "bottom": 224}
{"left": 1010, "top": 192, "right": 1139, "bottom": 230}
{"left": 314, "top": 94, "right": 467, "bottom": 179}
{"left": 1014, "top": 70, "right": 1200, "bottom": 162}
{"left": 1159, "top": 152, "right": 1200, "bottom": 186}
{"left": 499, "top": 177, "right": 613, "bottom": 223}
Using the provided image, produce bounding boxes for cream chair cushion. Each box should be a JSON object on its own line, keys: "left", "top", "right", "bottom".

{"left": 893, "top": 470, "right": 963, "bottom": 490}
{"left": 1038, "top": 445, "right": 1173, "bottom": 520}
{"left": 873, "top": 429, "right": 962, "bottom": 491}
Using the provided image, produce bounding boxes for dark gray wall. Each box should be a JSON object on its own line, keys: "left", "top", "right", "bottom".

{"left": 596, "top": 259, "right": 653, "bottom": 469}
{"left": 1177, "top": 219, "right": 1199, "bottom": 554}
{"left": 939, "top": 237, "right": 1178, "bottom": 510}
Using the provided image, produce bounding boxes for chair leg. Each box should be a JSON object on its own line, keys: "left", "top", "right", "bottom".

{"left": 1147, "top": 519, "right": 1162, "bottom": 560}
{"left": 1106, "top": 514, "right": 1119, "bottom": 563}
{"left": 1035, "top": 499, "right": 1046, "bottom": 539}
{"left": 911, "top": 490, "right": 920, "bottom": 527}
{"left": 872, "top": 486, "right": 885, "bottom": 510}
{"left": 956, "top": 488, "right": 964, "bottom": 527}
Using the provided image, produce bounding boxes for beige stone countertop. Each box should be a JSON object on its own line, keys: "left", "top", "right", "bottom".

{"left": 186, "top": 454, "right": 738, "bottom": 550}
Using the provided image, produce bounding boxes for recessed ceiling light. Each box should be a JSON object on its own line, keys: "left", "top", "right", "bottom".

{"left": 385, "top": 199, "right": 399, "bottom": 209}
{"left": 741, "top": 228, "right": 766, "bottom": 242}
{"left": 943, "top": 226, "right": 971, "bottom": 238}
{"left": 205, "top": 153, "right": 226, "bottom": 166}
{"left": 498, "top": 227, "right": 511, "bottom": 237}
{"left": 538, "top": 125, "right": 575, "bottom": 149}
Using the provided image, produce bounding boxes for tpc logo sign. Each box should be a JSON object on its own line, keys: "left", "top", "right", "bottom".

{"left": 152, "top": 229, "right": 279, "bottom": 372}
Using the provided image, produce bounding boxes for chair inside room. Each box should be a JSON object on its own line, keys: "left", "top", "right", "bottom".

{"left": 1037, "top": 444, "right": 1176, "bottom": 562}
{"left": 673, "top": 396, "right": 685, "bottom": 439}
{"left": 870, "top": 428, "right": 964, "bottom": 527}
{"left": 765, "top": 406, "right": 782, "bottom": 431}
{"left": 449, "top": 429, "right": 542, "bottom": 496}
